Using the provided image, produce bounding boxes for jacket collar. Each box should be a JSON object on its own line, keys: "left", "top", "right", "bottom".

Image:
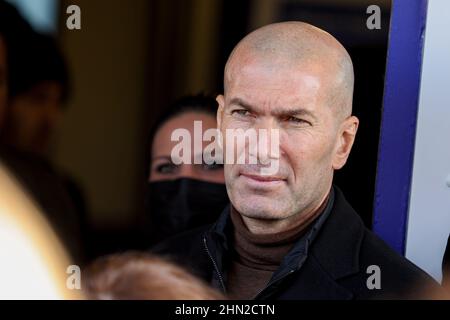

{"left": 205, "top": 185, "right": 365, "bottom": 296}
{"left": 310, "top": 186, "right": 364, "bottom": 280}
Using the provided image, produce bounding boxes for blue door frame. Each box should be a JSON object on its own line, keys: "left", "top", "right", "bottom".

{"left": 373, "top": 0, "right": 428, "bottom": 254}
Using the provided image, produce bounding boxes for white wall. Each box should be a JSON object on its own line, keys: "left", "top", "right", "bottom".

{"left": 406, "top": 0, "right": 450, "bottom": 282}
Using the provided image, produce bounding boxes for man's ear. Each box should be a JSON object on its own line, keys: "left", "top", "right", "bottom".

{"left": 332, "top": 116, "right": 359, "bottom": 170}
{"left": 216, "top": 94, "right": 225, "bottom": 132}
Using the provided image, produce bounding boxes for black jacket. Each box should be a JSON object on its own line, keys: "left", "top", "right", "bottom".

{"left": 152, "top": 187, "right": 441, "bottom": 299}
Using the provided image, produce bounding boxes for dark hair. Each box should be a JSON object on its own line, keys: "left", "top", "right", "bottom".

{"left": 9, "top": 32, "right": 70, "bottom": 102}
{"left": 0, "top": 1, "right": 69, "bottom": 102}
{"left": 0, "top": 1, "right": 32, "bottom": 98}
{"left": 145, "top": 93, "right": 219, "bottom": 177}
{"left": 0, "top": 1, "right": 32, "bottom": 42}
{"left": 152, "top": 93, "right": 218, "bottom": 135}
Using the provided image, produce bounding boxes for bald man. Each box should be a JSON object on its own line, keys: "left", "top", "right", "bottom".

{"left": 153, "top": 22, "right": 441, "bottom": 299}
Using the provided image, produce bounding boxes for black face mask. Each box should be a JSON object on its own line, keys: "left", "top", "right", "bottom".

{"left": 145, "top": 178, "right": 229, "bottom": 243}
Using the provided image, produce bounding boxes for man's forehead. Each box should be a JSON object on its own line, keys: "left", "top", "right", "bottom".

{"left": 226, "top": 60, "right": 325, "bottom": 102}
{"left": 232, "top": 59, "right": 323, "bottom": 83}
{"left": 227, "top": 50, "right": 333, "bottom": 88}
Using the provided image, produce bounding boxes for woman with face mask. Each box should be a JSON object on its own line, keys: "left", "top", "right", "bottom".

{"left": 145, "top": 94, "right": 229, "bottom": 246}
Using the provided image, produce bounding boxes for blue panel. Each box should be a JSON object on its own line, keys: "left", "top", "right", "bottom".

{"left": 373, "top": 0, "right": 428, "bottom": 254}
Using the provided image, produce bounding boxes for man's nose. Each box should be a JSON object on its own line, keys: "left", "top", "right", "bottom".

{"left": 248, "top": 118, "right": 281, "bottom": 165}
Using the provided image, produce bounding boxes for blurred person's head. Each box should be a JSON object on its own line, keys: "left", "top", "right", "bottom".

{"left": 0, "top": 0, "right": 33, "bottom": 130}
{"left": 145, "top": 94, "right": 228, "bottom": 244}
{"left": 0, "top": 31, "right": 69, "bottom": 156}
{"left": 0, "top": 36, "right": 6, "bottom": 128}
{"left": 84, "top": 252, "right": 224, "bottom": 300}
{"left": 216, "top": 22, "right": 358, "bottom": 234}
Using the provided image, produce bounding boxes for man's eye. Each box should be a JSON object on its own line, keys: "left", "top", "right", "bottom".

{"left": 232, "top": 109, "right": 250, "bottom": 117}
{"left": 155, "top": 163, "right": 177, "bottom": 174}
{"left": 202, "top": 162, "right": 224, "bottom": 171}
{"left": 287, "top": 117, "right": 310, "bottom": 125}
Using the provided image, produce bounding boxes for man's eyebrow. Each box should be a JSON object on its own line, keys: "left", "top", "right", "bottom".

{"left": 272, "top": 108, "right": 318, "bottom": 121}
{"left": 229, "top": 97, "right": 317, "bottom": 121}
{"left": 228, "top": 97, "right": 257, "bottom": 113}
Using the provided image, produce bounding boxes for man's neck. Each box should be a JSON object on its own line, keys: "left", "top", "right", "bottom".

{"left": 238, "top": 189, "right": 332, "bottom": 236}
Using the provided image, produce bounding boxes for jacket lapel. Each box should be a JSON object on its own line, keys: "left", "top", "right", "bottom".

{"left": 311, "top": 187, "right": 364, "bottom": 280}
{"left": 264, "top": 187, "right": 365, "bottom": 300}
{"left": 274, "top": 255, "right": 354, "bottom": 300}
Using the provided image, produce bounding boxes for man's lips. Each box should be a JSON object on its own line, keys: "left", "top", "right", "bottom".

{"left": 240, "top": 172, "right": 286, "bottom": 182}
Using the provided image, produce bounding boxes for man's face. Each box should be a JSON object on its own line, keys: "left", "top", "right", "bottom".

{"left": 6, "top": 81, "right": 63, "bottom": 155}
{"left": 217, "top": 58, "right": 346, "bottom": 221}
{"left": 0, "top": 36, "right": 7, "bottom": 129}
